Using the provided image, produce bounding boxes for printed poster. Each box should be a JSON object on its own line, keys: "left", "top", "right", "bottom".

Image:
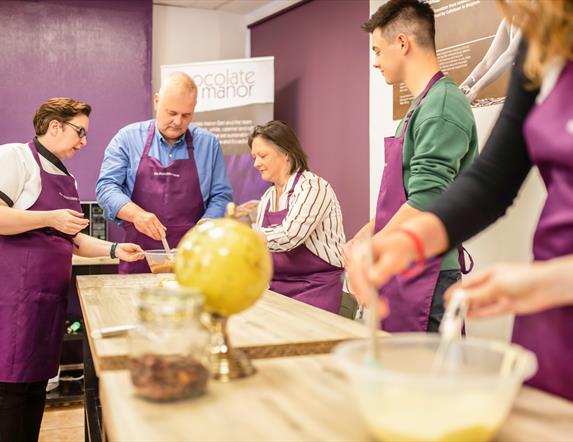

{"left": 161, "top": 57, "right": 274, "bottom": 203}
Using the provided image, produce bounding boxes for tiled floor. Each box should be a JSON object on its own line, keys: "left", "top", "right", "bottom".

{"left": 39, "top": 405, "right": 84, "bottom": 442}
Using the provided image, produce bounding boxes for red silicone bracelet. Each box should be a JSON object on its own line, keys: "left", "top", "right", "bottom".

{"left": 394, "top": 227, "right": 425, "bottom": 278}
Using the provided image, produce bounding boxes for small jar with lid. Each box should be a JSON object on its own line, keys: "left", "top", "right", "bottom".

{"left": 128, "top": 287, "right": 209, "bottom": 401}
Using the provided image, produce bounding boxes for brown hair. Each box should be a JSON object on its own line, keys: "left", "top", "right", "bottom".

{"left": 33, "top": 97, "right": 92, "bottom": 136}
{"left": 362, "top": 0, "right": 436, "bottom": 51}
{"left": 497, "top": 0, "right": 573, "bottom": 87}
{"left": 248, "top": 120, "right": 309, "bottom": 174}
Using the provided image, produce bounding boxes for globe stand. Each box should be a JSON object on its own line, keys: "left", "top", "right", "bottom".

{"left": 203, "top": 312, "right": 256, "bottom": 382}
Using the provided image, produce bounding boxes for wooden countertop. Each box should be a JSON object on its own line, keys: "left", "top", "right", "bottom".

{"left": 100, "top": 355, "right": 573, "bottom": 442}
{"left": 72, "top": 256, "right": 119, "bottom": 266}
{"left": 77, "top": 274, "right": 381, "bottom": 375}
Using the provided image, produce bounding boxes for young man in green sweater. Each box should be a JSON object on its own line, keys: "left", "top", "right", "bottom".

{"left": 348, "top": 0, "right": 478, "bottom": 332}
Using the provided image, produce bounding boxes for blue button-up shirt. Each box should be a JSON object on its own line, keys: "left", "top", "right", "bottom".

{"left": 96, "top": 120, "right": 232, "bottom": 222}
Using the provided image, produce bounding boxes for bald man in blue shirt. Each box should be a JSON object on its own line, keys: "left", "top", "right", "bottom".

{"left": 96, "top": 72, "right": 232, "bottom": 273}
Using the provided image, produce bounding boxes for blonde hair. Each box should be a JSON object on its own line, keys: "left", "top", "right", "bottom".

{"left": 33, "top": 98, "right": 91, "bottom": 136}
{"left": 159, "top": 72, "right": 197, "bottom": 98}
{"left": 497, "top": 0, "right": 573, "bottom": 87}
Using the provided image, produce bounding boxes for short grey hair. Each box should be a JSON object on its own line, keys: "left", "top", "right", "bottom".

{"left": 159, "top": 72, "right": 197, "bottom": 98}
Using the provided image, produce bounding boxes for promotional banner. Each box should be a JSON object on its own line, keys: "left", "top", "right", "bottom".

{"left": 394, "top": 0, "right": 512, "bottom": 119}
{"left": 161, "top": 57, "right": 274, "bottom": 203}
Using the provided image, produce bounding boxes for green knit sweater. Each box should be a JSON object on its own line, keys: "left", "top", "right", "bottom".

{"left": 396, "top": 77, "right": 478, "bottom": 270}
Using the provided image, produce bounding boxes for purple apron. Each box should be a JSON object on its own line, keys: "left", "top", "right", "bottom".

{"left": 375, "top": 72, "right": 471, "bottom": 332}
{"left": 0, "top": 142, "right": 81, "bottom": 382}
{"left": 517, "top": 60, "right": 573, "bottom": 401}
{"left": 120, "top": 122, "right": 205, "bottom": 274}
{"left": 262, "top": 172, "right": 343, "bottom": 313}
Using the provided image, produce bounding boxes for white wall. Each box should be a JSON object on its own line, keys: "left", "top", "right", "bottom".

{"left": 153, "top": 0, "right": 304, "bottom": 91}
{"left": 152, "top": 4, "right": 248, "bottom": 93}
{"left": 368, "top": 0, "right": 547, "bottom": 341}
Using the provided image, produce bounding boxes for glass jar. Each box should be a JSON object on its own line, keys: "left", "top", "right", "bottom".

{"left": 128, "top": 287, "right": 210, "bottom": 401}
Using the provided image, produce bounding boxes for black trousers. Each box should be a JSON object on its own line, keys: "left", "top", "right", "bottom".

{"left": 427, "top": 269, "right": 462, "bottom": 333}
{"left": 0, "top": 380, "right": 48, "bottom": 442}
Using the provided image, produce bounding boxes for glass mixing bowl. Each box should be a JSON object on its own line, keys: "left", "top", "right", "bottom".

{"left": 334, "top": 334, "right": 537, "bottom": 442}
{"left": 144, "top": 249, "right": 176, "bottom": 274}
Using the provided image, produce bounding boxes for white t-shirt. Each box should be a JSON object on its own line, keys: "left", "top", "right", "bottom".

{"left": 0, "top": 141, "right": 72, "bottom": 210}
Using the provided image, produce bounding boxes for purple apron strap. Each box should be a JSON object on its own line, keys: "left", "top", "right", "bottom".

{"left": 457, "top": 245, "right": 474, "bottom": 275}
{"left": 264, "top": 171, "right": 302, "bottom": 215}
{"left": 397, "top": 71, "right": 445, "bottom": 140}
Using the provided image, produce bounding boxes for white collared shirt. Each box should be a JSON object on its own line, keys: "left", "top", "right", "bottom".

{"left": 255, "top": 170, "right": 346, "bottom": 268}
{"left": 0, "top": 142, "right": 71, "bottom": 209}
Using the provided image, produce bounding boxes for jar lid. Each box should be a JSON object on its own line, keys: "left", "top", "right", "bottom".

{"left": 137, "top": 287, "right": 203, "bottom": 323}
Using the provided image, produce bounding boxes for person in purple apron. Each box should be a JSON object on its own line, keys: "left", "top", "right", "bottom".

{"left": 246, "top": 120, "right": 346, "bottom": 314}
{"left": 0, "top": 98, "right": 144, "bottom": 441}
{"left": 351, "top": 0, "right": 573, "bottom": 402}
{"left": 347, "top": 0, "right": 478, "bottom": 332}
{"left": 96, "top": 72, "right": 233, "bottom": 273}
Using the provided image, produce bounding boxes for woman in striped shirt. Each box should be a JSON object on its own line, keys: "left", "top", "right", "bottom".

{"left": 246, "top": 120, "right": 346, "bottom": 313}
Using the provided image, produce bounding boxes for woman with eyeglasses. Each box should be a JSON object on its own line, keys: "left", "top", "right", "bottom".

{"left": 240, "top": 120, "right": 347, "bottom": 314}
{"left": 0, "top": 98, "right": 144, "bottom": 441}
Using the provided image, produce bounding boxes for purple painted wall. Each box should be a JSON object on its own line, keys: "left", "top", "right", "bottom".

{"left": 0, "top": 0, "right": 152, "bottom": 202}
{"left": 250, "top": 0, "right": 370, "bottom": 238}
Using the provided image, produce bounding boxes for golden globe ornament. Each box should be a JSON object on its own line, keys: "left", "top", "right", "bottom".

{"left": 175, "top": 218, "right": 272, "bottom": 316}
{"left": 175, "top": 217, "right": 272, "bottom": 381}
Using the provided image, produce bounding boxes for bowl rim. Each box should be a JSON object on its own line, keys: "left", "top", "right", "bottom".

{"left": 333, "top": 333, "right": 538, "bottom": 387}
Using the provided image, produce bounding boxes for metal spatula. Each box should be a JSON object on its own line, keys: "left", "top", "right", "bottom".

{"left": 352, "top": 233, "right": 381, "bottom": 365}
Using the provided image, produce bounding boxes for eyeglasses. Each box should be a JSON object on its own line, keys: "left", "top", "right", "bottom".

{"left": 63, "top": 121, "right": 87, "bottom": 139}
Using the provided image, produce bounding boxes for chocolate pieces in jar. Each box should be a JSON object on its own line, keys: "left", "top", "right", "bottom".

{"left": 129, "top": 353, "right": 208, "bottom": 401}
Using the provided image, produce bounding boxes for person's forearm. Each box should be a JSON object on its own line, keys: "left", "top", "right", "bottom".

{"left": 377, "top": 202, "right": 423, "bottom": 236}
{"left": 353, "top": 218, "right": 375, "bottom": 239}
{"left": 72, "top": 233, "right": 113, "bottom": 258}
{"left": 0, "top": 206, "right": 50, "bottom": 235}
{"left": 261, "top": 224, "right": 304, "bottom": 252}
{"left": 117, "top": 201, "right": 166, "bottom": 240}
{"left": 373, "top": 210, "right": 450, "bottom": 266}
{"left": 369, "top": 205, "right": 449, "bottom": 270}
{"left": 202, "top": 180, "right": 232, "bottom": 219}
{"left": 429, "top": 42, "right": 536, "bottom": 247}
{"left": 368, "top": 211, "right": 450, "bottom": 287}
{"left": 534, "top": 256, "right": 573, "bottom": 308}
{"left": 466, "top": 20, "right": 510, "bottom": 84}
{"left": 471, "top": 36, "right": 520, "bottom": 93}
{"left": 202, "top": 200, "right": 226, "bottom": 219}
{"left": 465, "top": 60, "right": 490, "bottom": 86}
{"left": 117, "top": 202, "right": 145, "bottom": 223}
{"left": 400, "top": 212, "right": 450, "bottom": 258}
